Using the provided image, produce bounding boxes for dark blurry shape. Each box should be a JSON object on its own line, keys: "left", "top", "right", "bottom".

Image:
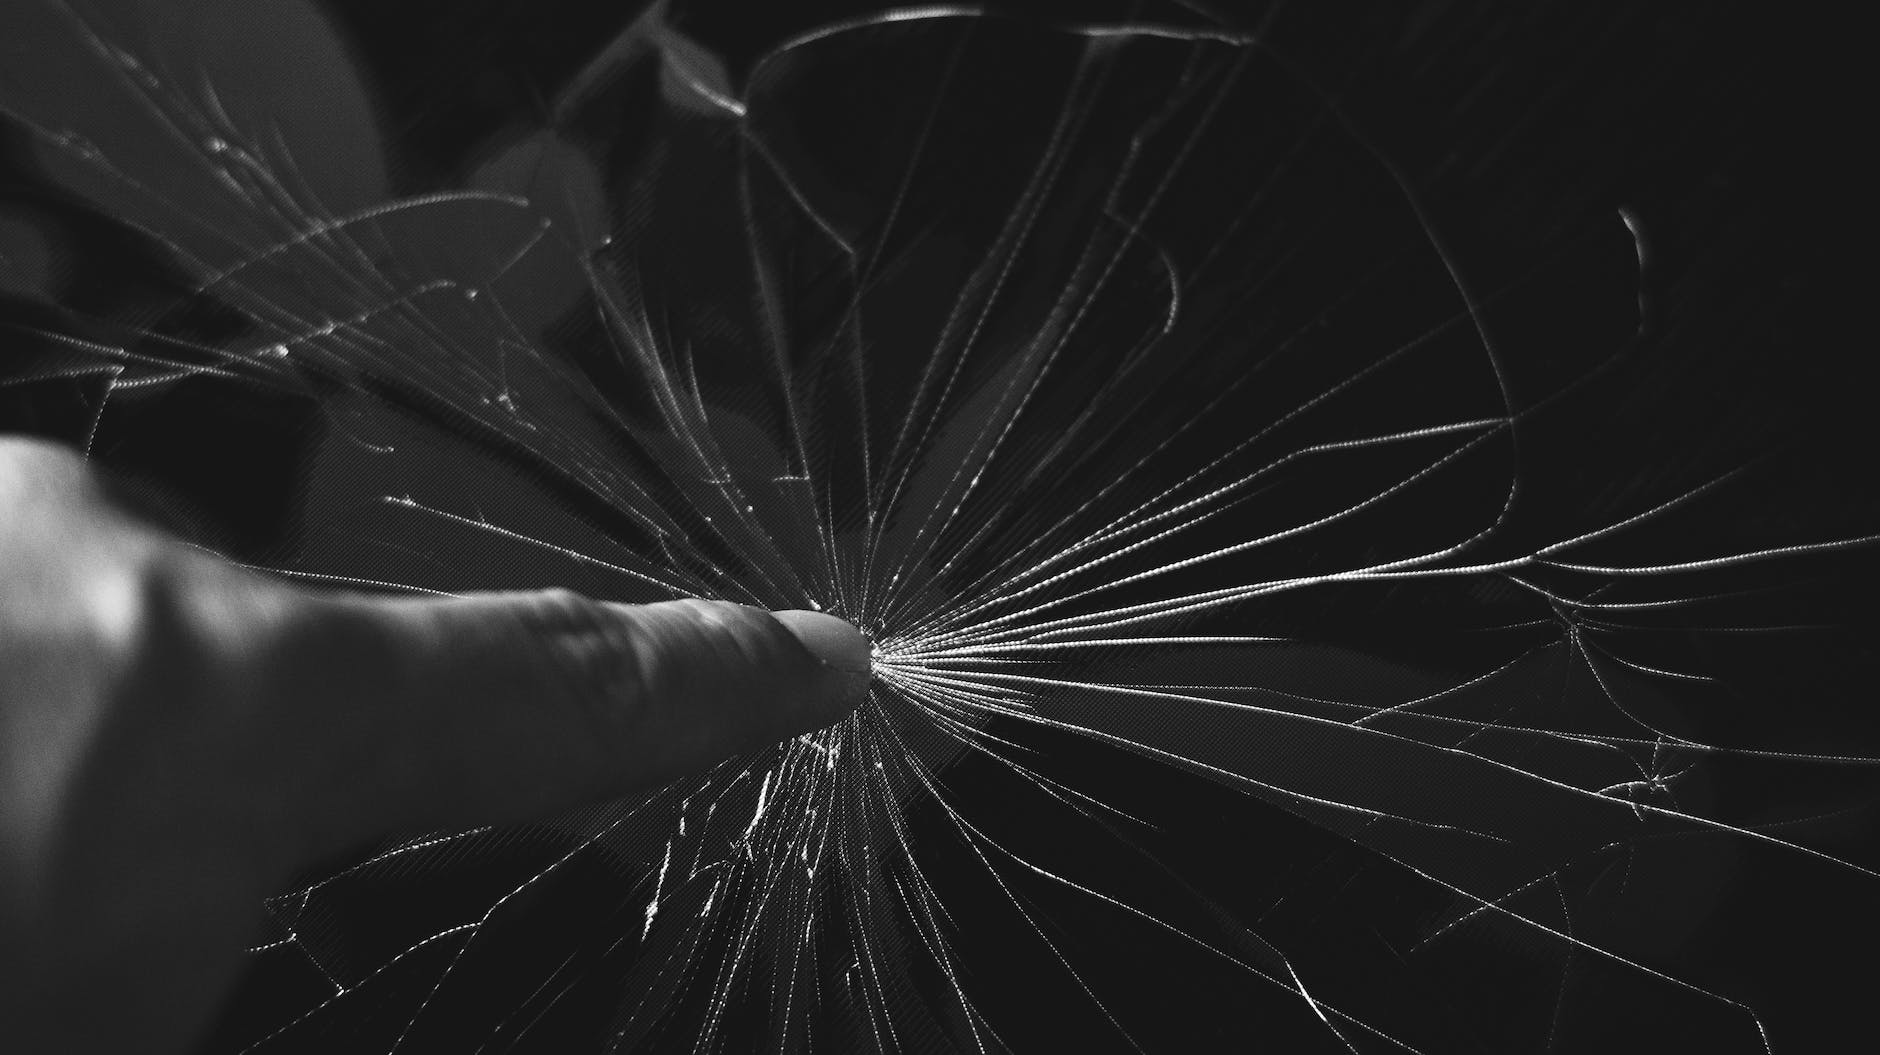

{"left": 0, "top": 372, "right": 110, "bottom": 447}
{"left": 0, "top": 205, "right": 58, "bottom": 299}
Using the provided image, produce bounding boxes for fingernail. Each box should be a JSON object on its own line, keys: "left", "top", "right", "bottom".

{"left": 770, "top": 610, "right": 873, "bottom": 675}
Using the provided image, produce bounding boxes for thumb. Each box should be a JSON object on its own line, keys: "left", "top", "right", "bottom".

{"left": 267, "top": 592, "right": 870, "bottom": 859}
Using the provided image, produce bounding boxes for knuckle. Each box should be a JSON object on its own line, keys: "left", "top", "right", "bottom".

{"left": 519, "top": 588, "right": 611, "bottom": 646}
{"left": 32, "top": 549, "right": 303, "bottom": 847}
{"left": 78, "top": 552, "right": 231, "bottom": 695}
{"left": 143, "top": 554, "right": 289, "bottom": 659}
{"left": 126, "top": 554, "right": 305, "bottom": 729}
{"left": 514, "top": 588, "right": 646, "bottom": 725}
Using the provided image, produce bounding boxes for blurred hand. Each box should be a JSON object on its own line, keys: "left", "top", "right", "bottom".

{"left": 0, "top": 435, "right": 869, "bottom": 1053}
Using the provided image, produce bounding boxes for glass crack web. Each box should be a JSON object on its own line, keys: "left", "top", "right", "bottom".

{"left": 3, "top": 1, "right": 1877, "bottom": 1052}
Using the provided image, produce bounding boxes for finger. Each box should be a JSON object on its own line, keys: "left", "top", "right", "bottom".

{"left": 267, "top": 592, "right": 870, "bottom": 858}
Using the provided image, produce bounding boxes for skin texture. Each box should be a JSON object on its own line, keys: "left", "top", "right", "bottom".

{"left": 0, "top": 435, "right": 870, "bottom": 1053}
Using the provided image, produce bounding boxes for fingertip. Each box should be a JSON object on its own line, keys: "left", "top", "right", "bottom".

{"left": 769, "top": 610, "right": 873, "bottom": 675}
{"left": 767, "top": 610, "right": 873, "bottom": 725}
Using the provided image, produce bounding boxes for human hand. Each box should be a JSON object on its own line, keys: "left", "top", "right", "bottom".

{"left": 0, "top": 435, "right": 870, "bottom": 1053}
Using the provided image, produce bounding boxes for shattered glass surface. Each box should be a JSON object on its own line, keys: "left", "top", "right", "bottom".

{"left": 3, "top": 1, "right": 1877, "bottom": 1051}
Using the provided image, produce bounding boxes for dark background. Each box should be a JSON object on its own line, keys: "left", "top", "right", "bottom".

{"left": 12, "top": 0, "right": 1870, "bottom": 583}
{"left": 5, "top": 1, "right": 1876, "bottom": 1052}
